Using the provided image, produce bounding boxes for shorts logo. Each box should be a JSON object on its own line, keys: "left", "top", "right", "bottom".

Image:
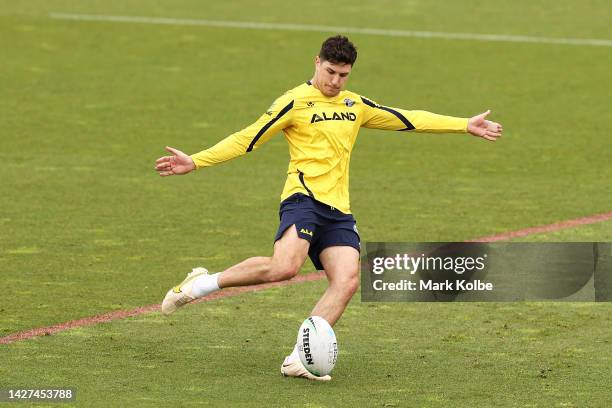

{"left": 344, "top": 98, "right": 355, "bottom": 107}
{"left": 353, "top": 224, "right": 359, "bottom": 234}
{"left": 300, "top": 228, "right": 314, "bottom": 237}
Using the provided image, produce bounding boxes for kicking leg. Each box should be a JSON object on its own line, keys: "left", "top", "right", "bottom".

{"left": 218, "top": 225, "right": 310, "bottom": 287}
{"left": 161, "top": 225, "right": 309, "bottom": 314}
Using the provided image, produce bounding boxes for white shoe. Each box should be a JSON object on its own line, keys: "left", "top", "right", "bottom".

{"left": 280, "top": 356, "right": 332, "bottom": 381}
{"left": 161, "top": 267, "right": 209, "bottom": 315}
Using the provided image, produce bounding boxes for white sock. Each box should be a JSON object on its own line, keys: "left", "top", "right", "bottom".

{"left": 288, "top": 344, "right": 300, "bottom": 362}
{"left": 191, "top": 272, "right": 221, "bottom": 298}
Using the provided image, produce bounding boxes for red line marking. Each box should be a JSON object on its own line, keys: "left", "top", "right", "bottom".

{"left": 0, "top": 273, "right": 325, "bottom": 345}
{"left": 468, "top": 211, "right": 612, "bottom": 242}
{"left": 2, "top": 210, "right": 611, "bottom": 345}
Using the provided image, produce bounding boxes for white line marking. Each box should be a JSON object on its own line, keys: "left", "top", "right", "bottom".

{"left": 49, "top": 12, "right": 612, "bottom": 48}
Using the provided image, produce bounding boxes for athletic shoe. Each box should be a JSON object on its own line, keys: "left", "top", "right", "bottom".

{"left": 280, "top": 356, "right": 332, "bottom": 381}
{"left": 161, "top": 267, "right": 209, "bottom": 315}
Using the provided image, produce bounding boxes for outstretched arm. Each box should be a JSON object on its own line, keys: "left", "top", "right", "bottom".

{"left": 360, "top": 96, "right": 503, "bottom": 141}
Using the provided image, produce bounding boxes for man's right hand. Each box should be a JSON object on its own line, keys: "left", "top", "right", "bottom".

{"left": 155, "top": 146, "right": 196, "bottom": 176}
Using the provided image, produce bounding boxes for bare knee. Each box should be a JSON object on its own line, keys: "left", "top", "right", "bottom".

{"left": 345, "top": 274, "right": 360, "bottom": 297}
{"left": 350, "top": 274, "right": 360, "bottom": 295}
{"left": 266, "top": 262, "right": 300, "bottom": 282}
{"left": 331, "top": 271, "right": 360, "bottom": 299}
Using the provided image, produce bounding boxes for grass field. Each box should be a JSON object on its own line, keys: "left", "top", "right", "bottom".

{"left": 1, "top": 1, "right": 611, "bottom": 407}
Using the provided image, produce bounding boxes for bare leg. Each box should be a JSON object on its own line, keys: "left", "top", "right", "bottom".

{"left": 310, "top": 246, "right": 360, "bottom": 326}
{"left": 218, "top": 225, "right": 310, "bottom": 288}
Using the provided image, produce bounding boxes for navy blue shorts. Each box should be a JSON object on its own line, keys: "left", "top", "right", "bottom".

{"left": 274, "top": 193, "right": 360, "bottom": 270}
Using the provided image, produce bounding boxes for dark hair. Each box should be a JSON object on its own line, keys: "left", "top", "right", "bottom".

{"left": 319, "top": 35, "right": 357, "bottom": 65}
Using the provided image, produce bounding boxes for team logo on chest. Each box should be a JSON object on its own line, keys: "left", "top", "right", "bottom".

{"left": 311, "top": 111, "right": 357, "bottom": 123}
{"left": 344, "top": 98, "right": 355, "bottom": 107}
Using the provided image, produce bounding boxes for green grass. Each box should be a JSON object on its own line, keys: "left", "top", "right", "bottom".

{"left": 1, "top": 1, "right": 611, "bottom": 406}
{"left": 1, "top": 283, "right": 611, "bottom": 407}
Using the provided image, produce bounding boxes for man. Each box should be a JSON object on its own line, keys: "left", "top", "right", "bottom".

{"left": 155, "top": 36, "right": 502, "bottom": 381}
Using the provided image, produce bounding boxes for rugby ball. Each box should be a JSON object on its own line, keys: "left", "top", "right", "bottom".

{"left": 296, "top": 316, "right": 338, "bottom": 376}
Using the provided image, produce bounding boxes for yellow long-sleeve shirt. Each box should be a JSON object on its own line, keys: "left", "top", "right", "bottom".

{"left": 191, "top": 81, "right": 468, "bottom": 214}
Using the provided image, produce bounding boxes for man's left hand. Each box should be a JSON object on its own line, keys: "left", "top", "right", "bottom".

{"left": 467, "top": 110, "right": 503, "bottom": 141}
